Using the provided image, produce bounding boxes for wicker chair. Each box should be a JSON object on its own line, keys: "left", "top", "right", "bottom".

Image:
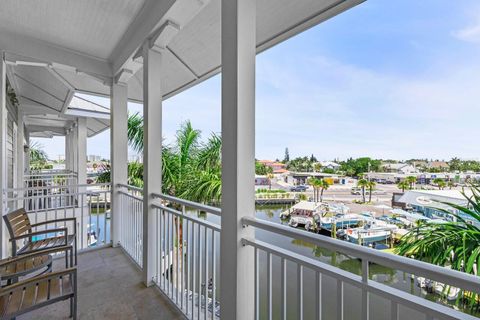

{"left": 3, "top": 208, "right": 77, "bottom": 265}
{"left": 0, "top": 266, "right": 77, "bottom": 319}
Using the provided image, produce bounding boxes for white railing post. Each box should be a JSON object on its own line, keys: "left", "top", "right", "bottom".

{"left": 110, "top": 82, "right": 128, "bottom": 247}
{"left": 0, "top": 53, "right": 7, "bottom": 258}
{"left": 142, "top": 42, "right": 163, "bottom": 286}
{"left": 220, "top": 0, "right": 256, "bottom": 319}
{"left": 15, "top": 110, "right": 24, "bottom": 190}
{"left": 76, "top": 118, "right": 87, "bottom": 186}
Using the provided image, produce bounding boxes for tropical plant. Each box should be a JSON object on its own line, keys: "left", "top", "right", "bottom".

{"left": 29, "top": 141, "right": 49, "bottom": 170}
{"left": 396, "top": 185, "right": 480, "bottom": 306}
{"left": 433, "top": 178, "right": 446, "bottom": 190}
{"left": 367, "top": 180, "right": 376, "bottom": 203}
{"left": 357, "top": 178, "right": 369, "bottom": 203}
{"left": 126, "top": 115, "right": 222, "bottom": 204}
{"left": 397, "top": 180, "right": 409, "bottom": 192}
{"left": 255, "top": 161, "right": 273, "bottom": 175}
{"left": 318, "top": 179, "right": 330, "bottom": 202}
{"left": 405, "top": 176, "right": 417, "bottom": 190}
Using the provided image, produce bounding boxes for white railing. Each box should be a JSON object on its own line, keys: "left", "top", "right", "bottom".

{"left": 118, "top": 184, "right": 143, "bottom": 267}
{"left": 113, "top": 187, "right": 480, "bottom": 319}
{"left": 3, "top": 183, "right": 111, "bottom": 251}
{"left": 152, "top": 193, "right": 221, "bottom": 320}
{"left": 24, "top": 170, "right": 78, "bottom": 189}
{"left": 242, "top": 216, "right": 480, "bottom": 320}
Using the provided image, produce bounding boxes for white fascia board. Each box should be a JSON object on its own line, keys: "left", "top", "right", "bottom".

{"left": 65, "top": 108, "right": 110, "bottom": 120}
{"left": 110, "top": 0, "right": 176, "bottom": 74}
{"left": 0, "top": 30, "right": 112, "bottom": 77}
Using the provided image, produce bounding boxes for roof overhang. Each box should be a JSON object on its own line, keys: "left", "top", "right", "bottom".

{"left": 1, "top": 0, "right": 364, "bottom": 137}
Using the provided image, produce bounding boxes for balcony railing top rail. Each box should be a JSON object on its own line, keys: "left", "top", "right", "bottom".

{"left": 152, "top": 192, "right": 221, "bottom": 216}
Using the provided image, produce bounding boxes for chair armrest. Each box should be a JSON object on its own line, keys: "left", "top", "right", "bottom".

{"left": 9, "top": 228, "right": 68, "bottom": 241}
{"left": 0, "top": 245, "right": 72, "bottom": 267}
{"left": 30, "top": 217, "right": 77, "bottom": 228}
{"left": 0, "top": 267, "right": 77, "bottom": 293}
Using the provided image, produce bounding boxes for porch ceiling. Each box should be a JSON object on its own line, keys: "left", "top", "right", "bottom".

{"left": 1, "top": 0, "right": 363, "bottom": 134}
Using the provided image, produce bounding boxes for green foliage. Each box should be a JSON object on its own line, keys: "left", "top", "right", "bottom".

{"left": 433, "top": 178, "right": 447, "bottom": 190}
{"left": 29, "top": 141, "right": 49, "bottom": 170}
{"left": 449, "top": 157, "right": 480, "bottom": 172}
{"left": 340, "top": 157, "right": 381, "bottom": 177}
{"left": 357, "top": 178, "right": 369, "bottom": 203}
{"left": 397, "top": 180, "right": 410, "bottom": 192}
{"left": 287, "top": 156, "right": 315, "bottom": 172}
{"left": 127, "top": 112, "right": 144, "bottom": 154}
{"left": 308, "top": 177, "right": 330, "bottom": 202}
{"left": 255, "top": 161, "right": 273, "bottom": 175}
{"left": 127, "top": 115, "right": 222, "bottom": 204}
{"left": 396, "top": 185, "right": 480, "bottom": 307}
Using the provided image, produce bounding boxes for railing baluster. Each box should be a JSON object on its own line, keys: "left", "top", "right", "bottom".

{"left": 316, "top": 271, "right": 322, "bottom": 320}
{"left": 204, "top": 225, "right": 208, "bottom": 320}
{"left": 298, "top": 264, "right": 303, "bottom": 320}
{"left": 337, "top": 279, "right": 343, "bottom": 320}
{"left": 281, "top": 257, "right": 286, "bottom": 320}
{"left": 254, "top": 247, "right": 259, "bottom": 320}
{"left": 362, "top": 259, "right": 369, "bottom": 320}
{"left": 197, "top": 223, "right": 201, "bottom": 320}
{"left": 181, "top": 205, "right": 185, "bottom": 311}
{"left": 267, "top": 251, "right": 272, "bottom": 320}
{"left": 211, "top": 229, "right": 216, "bottom": 320}
{"left": 391, "top": 301, "right": 398, "bottom": 320}
{"left": 186, "top": 219, "right": 191, "bottom": 316}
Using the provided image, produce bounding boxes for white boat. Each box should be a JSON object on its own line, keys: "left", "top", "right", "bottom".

{"left": 344, "top": 225, "right": 392, "bottom": 245}
{"left": 284, "top": 201, "right": 327, "bottom": 229}
{"left": 416, "top": 277, "right": 460, "bottom": 301}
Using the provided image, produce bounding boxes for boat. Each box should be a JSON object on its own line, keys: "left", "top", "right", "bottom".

{"left": 283, "top": 201, "right": 327, "bottom": 229}
{"left": 317, "top": 213, "right": 364, "bottom": 230}
{"left": 344, "top": 224, "right": 392, "bottom": 245}
{"left": 416, "top": 276, "right": 460, "bottom": 301}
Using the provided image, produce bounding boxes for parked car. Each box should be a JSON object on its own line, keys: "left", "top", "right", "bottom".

{"left": 290, "top": 185, "right": 308, "bottom": 192}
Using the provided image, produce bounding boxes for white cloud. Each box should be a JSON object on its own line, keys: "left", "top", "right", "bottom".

{"left": 453, "top": 11, "right": 480, "bottom": 43}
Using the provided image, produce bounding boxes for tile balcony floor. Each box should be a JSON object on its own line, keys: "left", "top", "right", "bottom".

{"left": 18, "top": 247, "right": 186, "bottom": 320}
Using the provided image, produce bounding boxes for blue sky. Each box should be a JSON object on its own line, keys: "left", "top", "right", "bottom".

{"left": 35, "top": 0, "right": 480, "bottom": 161}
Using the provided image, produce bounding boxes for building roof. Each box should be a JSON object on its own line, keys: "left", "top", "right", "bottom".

{"left": 319, "top": 161, "right": 340, "bottom": 167}
{"left": 291, "top": 201, "right": 322, "bottom": 211}
{"left": 398, "top": 189, "right": 469, "bottom": 210}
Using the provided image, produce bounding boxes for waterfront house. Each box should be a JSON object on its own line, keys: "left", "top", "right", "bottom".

{"left": 0, "top": 1, "right": 477, "bottom": 319}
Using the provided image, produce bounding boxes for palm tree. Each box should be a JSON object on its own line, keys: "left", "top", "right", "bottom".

{"left": 29, "top": 141, "right": 49, "bottom": 170}
{"left": 405, "top": 176, "right": 417, "bottom": 190}
{"left": 367, "top": 180, "right": 376, "bottom": 203}
{"left": 126, "top": 115, "right": 222, "bottom": 203}
{"left": 396, "top": 185, "right": 480, "bottom": 306}
{"left": 357, "top": 179, "right": 369, "bottom": 203}
{"left": 397, "top": 180, "right": 409, "bottom": 192}
{"left": 433, "top": 178, "right": 446, "bottom": 190}
{"left": 307, "top": 177, "right": 318, "bottom": 202}
{"left": 318, "top": 179, "right": 330, "bottom": 202}
{"left": 447, "top": 180, "right": 455, "bottom": 190}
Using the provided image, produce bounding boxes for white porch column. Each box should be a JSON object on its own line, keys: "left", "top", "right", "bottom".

{"left": 110, "top": 82, "right": 128, "bottom": 247}
{"left": 65, "top": 131, "right": 70, "bottom": 171}
{"left": 142, "top": 43, "right": 162, "bottom": 286}
{"left": 76, "top": 118, "right": 87, "bottom": 186}
{"left": 220, "top": 0, "right": 256, "bottom": 319}
{"left": 16, "top": 111, "right": 24, "bottom": 188}
{"left": 24, "top": 129, "right": 30, "bottom": 174}
{"left": 0, "top": 55, "right": 8, "bottom": 257}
